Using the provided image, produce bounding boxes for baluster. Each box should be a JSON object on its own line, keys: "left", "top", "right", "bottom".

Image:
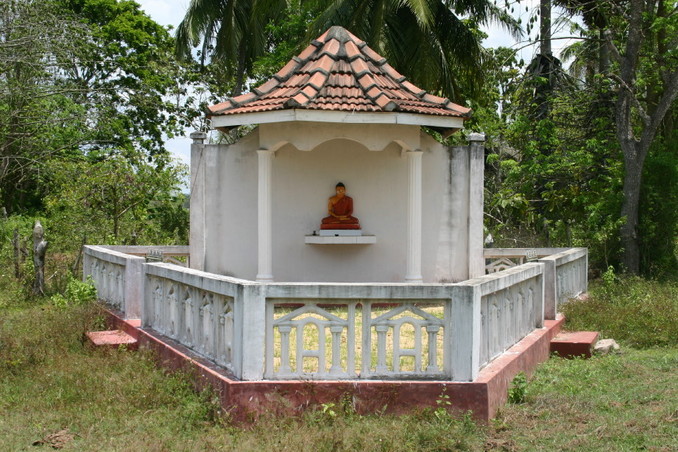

{"left": 375, "top": 324, "right": 389, "bottom": 373}
{"left": 317, "top": 321, "right": 326, "bottom": 375}
{"left": 219, "top": 307, "right": 233, "bottom": 365}
{"left": 278, "top": 325, "right": 292, "bottom": 375}
{"left": 152, "top": 282, "right": 163, "bottom": 332}
{"left": 295, "top": 322, "right": 305, "bottom": 374}
{"left": 426, "top": 325, "right": 440, "bottom": 373}
{"left": 101, "top": 264, "right": 108, "bottom": 302}
{"left": 414, "top": 322, "right": 422, "bottom": 372}
{"left": 329, "top": 324, "right": 343, "bottom": 375}
{"left": 200, "top": 301, "right": 212, "bottom": 356}
{"left": 184, "top": 291, "right": 193, "bottom": 346}
{"left": 517, "top": 289, "right": 524, "bottom": 337}
{"left": 393, "top": 323, "right": 401, "bottom": 372}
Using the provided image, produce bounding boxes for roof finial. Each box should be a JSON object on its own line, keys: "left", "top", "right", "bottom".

{"left": 327, "top": 26, "right": 351, "bottom": 43}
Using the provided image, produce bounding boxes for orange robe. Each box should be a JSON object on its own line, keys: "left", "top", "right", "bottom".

{"left": 321, "top": 196, "right": 360, "bottom": 228}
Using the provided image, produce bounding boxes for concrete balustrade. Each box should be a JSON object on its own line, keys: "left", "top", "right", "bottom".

{"left": 484, "top": 247, "right": 588, "bottom": 319}
{"left": 83, "top": 245, "right": 587, "bottom": 382}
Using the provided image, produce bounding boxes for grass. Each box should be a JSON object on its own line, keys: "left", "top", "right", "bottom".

{"left": 1, "top": 273, "right": 677, "bottom": 450}
{"left": 561, "top": 275, "right": 678, "bottom": 348}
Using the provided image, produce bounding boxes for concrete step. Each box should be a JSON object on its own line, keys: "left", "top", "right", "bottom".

{"left": 550, "top": 331, "right": 599, "bottom": 358}
{"left": 86, "top": 330, "right": 138, "bottom": 350}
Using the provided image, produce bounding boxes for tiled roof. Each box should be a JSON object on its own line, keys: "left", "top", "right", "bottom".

{"left": 208, "top": 26, "right": 471, "bottom": 120}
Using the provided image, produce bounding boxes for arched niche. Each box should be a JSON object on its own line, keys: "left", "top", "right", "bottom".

{"left": 258, "top": 121, "right": 420, "bottom": 153}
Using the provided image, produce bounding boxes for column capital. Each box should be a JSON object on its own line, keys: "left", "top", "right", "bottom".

{"left": 468, "top": 132, "right": 486, "bottom": 143}
{"left": 190, "top": 131, "right": 207, "bottom": 143}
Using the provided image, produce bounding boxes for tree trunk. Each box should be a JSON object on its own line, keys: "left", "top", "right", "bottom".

{"left": 619, "top": 146, "right": 642, "bottom": 274}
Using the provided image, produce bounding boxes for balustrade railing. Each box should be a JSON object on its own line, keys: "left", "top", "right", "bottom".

{"left": 83, "top": 245, "right": 587, "bottom": 382}
{"left": 485, "top": 247, "right": 588, "bottom": 319}
{"left": 144, "top": 266, "right": 236, "bottom": 372}
{"left": 477, "top": 264, "right": 544, "bottom": 366}
{"left": 265, "top": 298, "right": 448, "bottom": 380}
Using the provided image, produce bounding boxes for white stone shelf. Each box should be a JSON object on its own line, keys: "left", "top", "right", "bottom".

{"left": 305, "top": 235, "right": 376, "bottom": 245}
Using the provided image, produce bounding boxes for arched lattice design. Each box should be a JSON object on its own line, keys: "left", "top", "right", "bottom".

{"left": 485, "top": 257, "right": 524, "bottom": 274}
{"left": 363, "top": 302, "right": 446, "bottom": 378}
{"left": 268, "top": 303, "right": 355, "bottom": 379}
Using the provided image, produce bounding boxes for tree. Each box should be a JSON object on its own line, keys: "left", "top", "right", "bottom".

{"left": 0, "top": 0, "right": 90, "bottom": 210}
{"left": 44, "top": 151, "right": 188, "bottom": 251}
{"left": 1, "top": 0, "right": 193, "bottom": 212}
{"left": 176, "top": 0, "right": 521, "bottom": 101}
{"left": 176, "top": 0, "right": 288, "bottom": 95}
{"left": 604, "top": 0, "right": 678, "bottom": 273}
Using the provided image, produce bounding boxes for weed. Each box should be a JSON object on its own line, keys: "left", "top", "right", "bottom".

{"left": 434, "top": 387, "right": 452, "bottom": 421}
{"left": 50, "top": 275, "right": 96, "bottom": 308}
{"left": 320, "top": 402, "right": 337, "bottom": 418}
{"left": 508, "top": 372, "right": 528, "bottom": 404}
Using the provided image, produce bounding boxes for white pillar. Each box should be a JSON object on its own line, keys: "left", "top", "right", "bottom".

{"left": 406, "top": 150, "right": 423, "bottom": 282}
{"left": 468, "top": 133, "right": 486, "bottom": 278}
{"left": 189, "top": 132, "right": 207, "bottom": 271}
{"left": 256, "top": 150, "right": 275, "bottom": 282}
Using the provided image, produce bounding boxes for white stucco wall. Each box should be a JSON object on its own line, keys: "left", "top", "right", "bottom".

{"left": 190, "top": 122, "right": 477, "bottom": 283}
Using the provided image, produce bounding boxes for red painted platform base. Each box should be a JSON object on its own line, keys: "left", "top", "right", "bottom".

{"left": 103, "top": 309, "right": 566, "bottom": 423}
{"left": 86, "top": 329, "right": 138, "bottom": 350}
{"left": 550, "top": 331, "right": 600, "bottom": 358}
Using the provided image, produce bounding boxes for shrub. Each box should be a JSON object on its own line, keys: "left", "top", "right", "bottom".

{"left": 50, "top": 276, "right": 97, "bottom": 309}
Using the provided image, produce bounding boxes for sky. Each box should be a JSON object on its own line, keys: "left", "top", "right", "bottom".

{"left": 134, "top": 0, "right": 576, "bottom": 166}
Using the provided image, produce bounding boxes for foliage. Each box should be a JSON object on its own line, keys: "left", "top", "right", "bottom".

{"left": 478, "top": 3, "right": 677, "bottom": 276}
{"left": 0, "top": 0, "right": 196, "bottom": 213}
{"left": 50, "top": 276, "right": 97, "bottom": 309}
{"left": 176, "top": 0, "right": 521, "bottom": 101}
{"left": 0, "top": 0, "right": 89, "bottom": 211}
{"left": 43, "top": 151, "right": 188, "bottom": 252}
{"left": 507, "top": 372, "right": 527, "bottom": 404}
{"left": 561, "top": 275, "right": 678, "bottom": 348}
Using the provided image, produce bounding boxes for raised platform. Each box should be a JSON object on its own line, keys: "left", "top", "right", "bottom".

{"left": 102, "top": 308, "right": 566, "bottom": 422}
{"left": 86, "top": 329, "right": 138, "bottom": 350}
{"left": 550, "top": 331, "right": 600, "bottom": 358}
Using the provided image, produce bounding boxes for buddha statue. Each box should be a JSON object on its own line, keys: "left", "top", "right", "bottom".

{"left": 320, "top": 182, "right": 360, "bottom": 230}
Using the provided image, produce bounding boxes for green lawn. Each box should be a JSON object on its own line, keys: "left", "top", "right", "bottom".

{"left": 1, "top": 275, "right": 676, "bottom": 451}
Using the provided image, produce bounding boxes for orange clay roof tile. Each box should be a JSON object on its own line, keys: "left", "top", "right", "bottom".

{"left": 208, "top": 26, "right": 470, "bottom": 120}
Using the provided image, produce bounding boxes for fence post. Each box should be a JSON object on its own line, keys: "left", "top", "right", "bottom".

{"left": 233, "top": 282, "right": 266, "bottom": 380}
{"left": 124, "top": 256, "right": 145, "bottom": 320}
{"left": 190, "top": 131, "right": 208, "bottom": 272}
{"left": 450, "top": 284, "right": 481, "bottom": 381}
{"left": 538, "top": 257, "right": 557, "bottom": 320}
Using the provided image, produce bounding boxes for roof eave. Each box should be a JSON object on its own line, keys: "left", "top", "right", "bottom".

{"left": 210, "top": 109, "right": 466, "bottom": 132}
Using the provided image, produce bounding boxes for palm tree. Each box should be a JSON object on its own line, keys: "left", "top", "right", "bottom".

{"left": 176, "top": 0, "right": 521, "bottom": 100}
{"left": 175, "top": 0, "right": 287, "bottom": 95}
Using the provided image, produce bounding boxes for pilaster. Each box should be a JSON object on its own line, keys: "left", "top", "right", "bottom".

{"left": 468, "top": 133, "right": 486, "bottom": 278}
{"left": 406, "top": 150, "right": 423, "bottom": 282}
{"left": 256, "top": 149, "right": 275, "bottom": 281}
